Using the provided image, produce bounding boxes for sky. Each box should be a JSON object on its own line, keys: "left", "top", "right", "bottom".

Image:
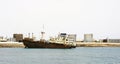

{"left": 0, "top": 0, "right": 120, "bottom": 40}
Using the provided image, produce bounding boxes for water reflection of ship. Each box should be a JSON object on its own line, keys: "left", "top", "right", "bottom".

{"left": 23, "top": 32, "right": 76, "bottom": 48}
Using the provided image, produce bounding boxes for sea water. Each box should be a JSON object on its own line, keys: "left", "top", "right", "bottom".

{"left": 0, "top": 47, "right": 120, "bottom": 64}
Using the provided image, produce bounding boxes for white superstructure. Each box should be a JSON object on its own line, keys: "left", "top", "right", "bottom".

{"left": 49, "top": 33, "right": 76, "bottom": 46}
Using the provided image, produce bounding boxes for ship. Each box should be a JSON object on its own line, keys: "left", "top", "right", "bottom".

{"left": 23, "top": 32, "right": 76, "bottom": 48}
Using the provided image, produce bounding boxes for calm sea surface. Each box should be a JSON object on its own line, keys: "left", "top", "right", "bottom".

{"left": 0, "top": 47, "right": 120, "bottom": 64}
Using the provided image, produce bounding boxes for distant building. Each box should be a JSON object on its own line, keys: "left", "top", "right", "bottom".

{"left": 0, "top": 36, "right": 7, "bottom": 42}
{"left": 84, "top": 34, "right": 94, "bottom": 42}
{"left": 100, "top": 39, "right": 120, "bottom": 43}
{"left": 0, "top": 36, "right": 3, "bottom": 39}
{"left": 7, "top": 38, "right": 16, "bottom": 42}
{"left": 108, "top": 39, "right": 120, "bottom": 43}
{"left": 13, "top": 34, "right": 23, "bottom": 42}
{"left": 68, "top": 34, "right": 76, "bottom": 42}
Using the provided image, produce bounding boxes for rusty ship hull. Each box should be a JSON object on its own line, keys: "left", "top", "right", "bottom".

{"left": 23, "top": 38, "right": 76, "bottom": 48}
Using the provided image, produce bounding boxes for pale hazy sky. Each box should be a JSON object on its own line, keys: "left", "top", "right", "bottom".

{"left": 0, "top": 0, "right": 120, "bottom": 40}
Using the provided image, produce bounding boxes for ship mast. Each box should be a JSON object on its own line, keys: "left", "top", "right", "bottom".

{"left": 28, "top": 33, "right": 30, "bottom": 38}
{"left": 40, "top": 24, "right": 45, "bottom": 40}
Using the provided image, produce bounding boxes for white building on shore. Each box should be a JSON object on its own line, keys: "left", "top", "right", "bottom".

{"left": 84, "top": 34, "right": 94, "bottom": 42}
{"left": 99, "top": 39, "right": 120, "bottom": 43}
{"left": 0, "top": 36, "right": 7, "bottom": 42}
